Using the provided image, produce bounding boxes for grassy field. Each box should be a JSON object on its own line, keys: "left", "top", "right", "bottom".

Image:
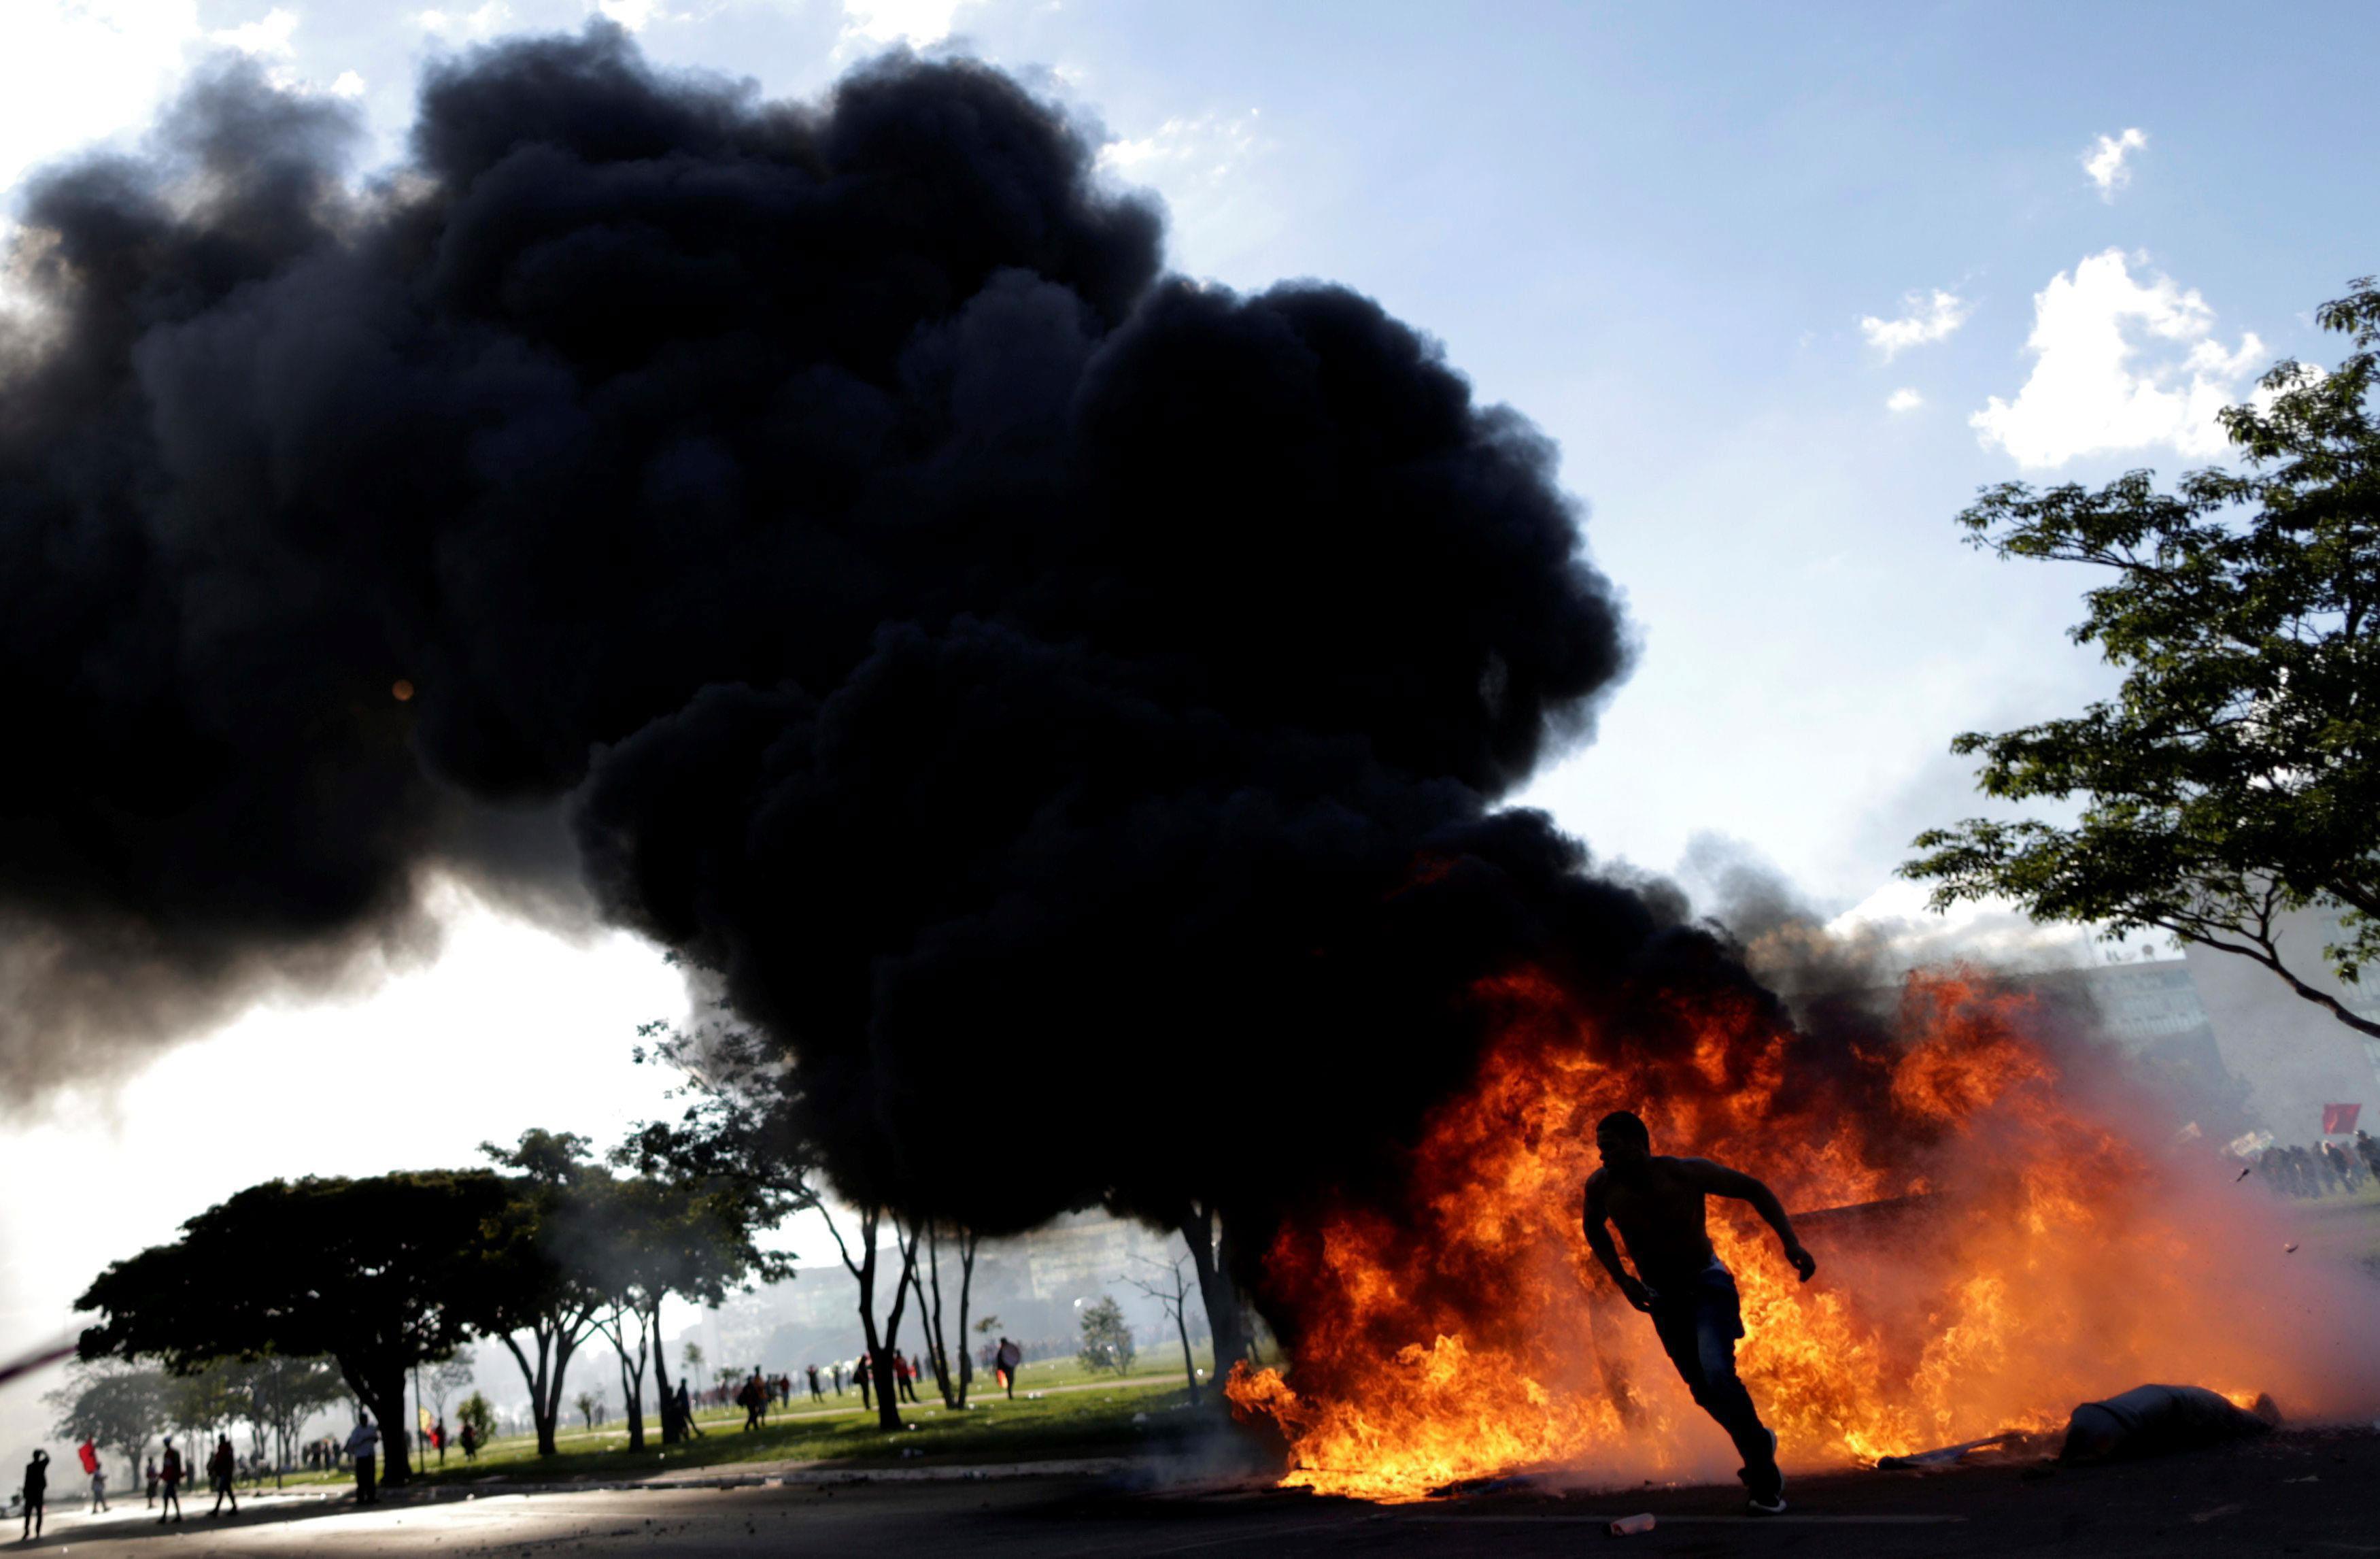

{"left": 270, "top": 1353, "right": 1227, "bottom": 1491}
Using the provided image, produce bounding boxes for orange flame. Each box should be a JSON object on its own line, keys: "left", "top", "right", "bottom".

{"left": 1227, "top": 966, "right": 2350, "bottom": 1502}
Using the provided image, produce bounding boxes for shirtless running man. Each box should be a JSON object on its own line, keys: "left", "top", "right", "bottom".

{"left": 1582, "top": 1109, "right": 1816, "bottom": 1514}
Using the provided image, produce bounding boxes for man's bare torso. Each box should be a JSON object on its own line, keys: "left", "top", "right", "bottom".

{"left": 1586, "top": 1155, "right": 1723, "bottom": 1285}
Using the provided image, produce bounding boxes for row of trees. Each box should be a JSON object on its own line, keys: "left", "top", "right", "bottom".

{"left": 48, "top": 1353, "right": 348, "bottom": 1491}
{"left": 624, "top": 1006, "right": 1268, "bottom": 1428}
{"left": 76, "top": 1000, "right": 1272, "bottom": 1485}
{"left": 73, "top": 1126, "right": 786, "bottom": 1487}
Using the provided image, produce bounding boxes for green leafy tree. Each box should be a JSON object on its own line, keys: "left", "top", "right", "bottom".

{"left": 424, "top": 1357, "right": 473, "bottom": 1466}
{"left": 622, "top": 1016, "right": 870, "bottom": 1431}
{"left": 76, "top": 1171, "right": 511, "bottom": 1487}
{"left": 231, "top": 1354, "right": 346, "bottom": 1484}
{"left": 476, "top": 1132, "right": 610, "bottom": 1458}
{"left": 582, "top": 1167, "right": 782, "bottom": 1455}
{"left": 46, "top": 1361, "right": 166, "bottom": 1490}
{"left": 1075, "top": 1296, "right": 1135, "bottom": 1377}
{"left": 1905, "top": 277, "right": 2380, "bottom": 1037}
{"left": 163, "top": 1361, "right": 245, "bottom": 1476}
{"left": 454, "top": 1390, "right": 498, "bottom": 1446}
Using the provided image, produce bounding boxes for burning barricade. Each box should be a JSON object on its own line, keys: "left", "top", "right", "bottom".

{"left": 1226, "top": 967, "right": 2376, "bottom": 1502}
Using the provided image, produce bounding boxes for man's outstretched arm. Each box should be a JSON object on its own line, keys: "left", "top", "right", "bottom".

{"left": 1582, "top": 1177, "right": 1653, "bottom": 1311}
{"left": 1691, "top": 1161, "right": 1818, "bottom": 1281}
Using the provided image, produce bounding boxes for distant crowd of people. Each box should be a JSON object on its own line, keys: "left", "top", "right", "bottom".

{"left": 707, "top": 1335, "right": 1041, "bottom": 1428}
{"left": 2247, "top": 1130, "right": 2377, "bottom": 1198}
{"left": 18, "top": 1329, "right": 1089, "bottom": 1532}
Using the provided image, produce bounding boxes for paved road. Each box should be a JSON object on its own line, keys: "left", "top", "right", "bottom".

{"left": 17, "top": 1425, "right": 2377, "bottom": 1558}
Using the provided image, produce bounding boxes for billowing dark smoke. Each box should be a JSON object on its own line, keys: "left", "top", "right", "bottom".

{"left": 0, "top": 24, "right": 1756, "bottom": 1237}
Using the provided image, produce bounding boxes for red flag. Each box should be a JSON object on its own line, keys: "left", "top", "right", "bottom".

{"left": 77, "top": 1439, "right": 98, "bottom": 1475}
{"left": 2322, "top": 1102, "right": 2361, "bottom": 1135}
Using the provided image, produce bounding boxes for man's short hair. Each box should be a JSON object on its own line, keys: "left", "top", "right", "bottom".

{"left": 1595, "top": 1109, "right": 1650, "bottom": 1146}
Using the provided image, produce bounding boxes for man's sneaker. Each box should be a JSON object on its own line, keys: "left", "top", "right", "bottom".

{"left": 1744, "top": 1430, "right": 1786, "bottom": 1513}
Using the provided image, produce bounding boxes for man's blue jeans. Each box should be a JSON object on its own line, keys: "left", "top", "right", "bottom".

{"left": 1646, "top": 1259, "right": 1781, "bottom": 1495}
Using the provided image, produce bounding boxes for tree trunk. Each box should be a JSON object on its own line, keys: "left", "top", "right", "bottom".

{"left": 953, "top": 1230, "right": 976, "bottom": 1409}
{"left": 1173, "top": 1274, "right": 1200, "bottom": 1405}
{"left": 615, "top": 1317, "right": 649, "bottom": 1453}
{"left": 543, "top": 1334, "right": 582, "bottom": 1454}
{"left": 364, "top": 1367, "right": 412, "bottom": 1485}
{"left": 870, "top": 1219, "right": 921, "bottom": 1430}
{"left": 499, "top": 1330, "right": 560, "bottom": 1457}
{"left": 823, "top": 1205, "right": 906, "bottom": 1432}
{"left": 648, "top": 1296, "right": 678, "bottom": 1444}
{"left": 914, "top": 1222, "right": 955, "bottom": 1409}
{"left": 1176, "top": 1204, "right": 1248, "bottom": 1379}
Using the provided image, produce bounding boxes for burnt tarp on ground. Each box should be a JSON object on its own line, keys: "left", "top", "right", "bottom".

{"left": 2058, "top": 1384, "right": 2277, "bottom": 1463}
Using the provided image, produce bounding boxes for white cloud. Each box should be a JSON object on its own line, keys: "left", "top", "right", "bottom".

{"left": 1971, "top": 249, "right": 2264, "bottom": 469}
{"left": 597, "top": 0, "right": 668, "bottom": 29}
{"left": 2083, "top": 127, "right": 2147, "bottom": 201}
{"left": 210, "top": 5, "right": 298, "bottom": 56}
{"left": 329, "top": 69, "right": 367, "bottom": 99}
{"left": 1886, "top": 387, "right": 1924, "bottom": 414}
{"left": 1098, "top": 107, "right": 1262, "bottom": 181}
{"left": 840, "top": 0, "right": 973, "bottom": 46}
{"left": 0, "top": 1, "right": 203, "bottom": 195}
{"left": 1860, "top": 289, "right": 1969, "bottom": 359}
{"left": 417, "top": 1, "right": 511, "bottom": 41}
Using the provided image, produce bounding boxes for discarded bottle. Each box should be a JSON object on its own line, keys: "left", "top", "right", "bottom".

{"left": 1609, "top": 1513, "right": 1657, "bottom": 1535}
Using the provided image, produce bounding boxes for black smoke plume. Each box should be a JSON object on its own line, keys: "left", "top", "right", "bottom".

{"left": 0, "top": 25, "right": 1754, "bottom": 1239}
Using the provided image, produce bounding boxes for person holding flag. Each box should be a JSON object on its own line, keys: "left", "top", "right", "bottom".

{"left": 78, "top": 1437, "right": 107, "bottom": 1511}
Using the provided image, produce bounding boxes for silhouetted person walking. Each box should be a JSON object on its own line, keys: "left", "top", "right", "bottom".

{"left": 156, "top": 1437, "right": 183, "bottom": 1522}
{"left": 207, "top": 1435, "right": 238, "bottom": 1516}
{"left": 996, "top": 1337, "right": 1021, "bottom": 1398}
{"left": 343, "top": 1413, "right": 380, "bottom": 1505}
{"left": 1583, "top": 1109, "right": 1814, "bottom": 1516}
{"left": 144, "top": 1456, "right": 157, "bottom": 1508}
{"left": 19, "top": 1449, "right": 46, "bottom": 1540}
{"left": 675, "top": 1379, "right": 701, "bottom": 1437}
{"left": 806, "top": 1365, "right": 824, "bottom": 1403}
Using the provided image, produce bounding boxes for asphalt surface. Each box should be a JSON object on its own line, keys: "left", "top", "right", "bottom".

{"left": 14, "top": 1425, "right": 2377, "bottom": 1557}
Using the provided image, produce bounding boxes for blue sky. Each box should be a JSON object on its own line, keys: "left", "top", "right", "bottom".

{"left": 7, "top": 0, "right": 2373, "bottom": 907}
{"left": 3, "top": 0, "right": 2376, "bottom": 1426}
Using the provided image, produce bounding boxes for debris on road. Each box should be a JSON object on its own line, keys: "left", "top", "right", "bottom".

{"left": 1608, "top": 1513, "right": 1656, "bottom": 1535}
{"left": 1875, "top": 1432, "right": 2021, "bottom": 1471}
{"left": 1425, "top": 1473, "right": 1537, "bottom": 1498}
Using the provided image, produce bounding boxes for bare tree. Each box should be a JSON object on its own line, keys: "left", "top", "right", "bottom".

{"left": 1125, "top": 1251, "right": 1202, "bottom": 1404}
{"left": 424, "top": 1358, "right": 473, "bottom": 1467}
{"left": 905, "top": 1220, "right": 981, "bottom": 1408}
{"left": 1170, "top": 1200, "right": 1253, "bottom": 1379}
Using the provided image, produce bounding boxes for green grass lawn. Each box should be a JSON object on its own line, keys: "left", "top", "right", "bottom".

{"left": 269, "top": 1365, "right": 1220, "bottom": 1491}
